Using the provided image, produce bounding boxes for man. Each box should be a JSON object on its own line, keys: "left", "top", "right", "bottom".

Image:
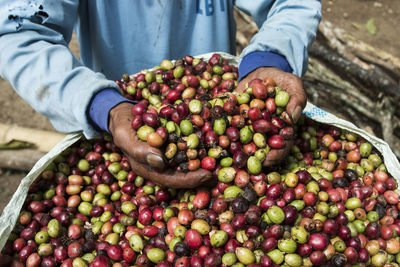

{"left": 0, "top": 0, "right": 321, "bottom": 188}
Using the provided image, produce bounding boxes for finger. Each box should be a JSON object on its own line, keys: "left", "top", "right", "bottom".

{"left": 263, "top": 149, "right": 287, "bottom": 167}
{"left": 162, "top": 168, "right": 212, "bottom": 189}
{"left": 235, "top": 79, "right": 248, "bottom": 93}
{"left": 263, "top": 139, "right": 293, "bottom": 167}
{"left": 129, "top": 159, "right": 212, "bottom": 188}
{"left": 182, "top": 169, "right": 213, "bottom": 188}
{"left": 109, "top": 104, "right": 167, "bottom": 171}
{"left": 201, "top": 177, "right": 218, "bottom": 188}
{"left": 284, "top": 79, "right": 307, "bottom": 124}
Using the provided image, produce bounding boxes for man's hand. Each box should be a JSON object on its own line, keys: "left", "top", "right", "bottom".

{"left": 236, "top": 67, "right": 307, "bottom": 167}
{"left": 108, "top": 102, "right": 212, "bottom": 188}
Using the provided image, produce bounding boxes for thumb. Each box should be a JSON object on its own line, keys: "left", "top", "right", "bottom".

{"left": 109, "top": 102, "right": 167, "bottom": 170}
{"left": 127, "top": 134, "right": 166, "bottom": 171}
{"left": 284, "top": 79, "right": 307, "bottom": 124}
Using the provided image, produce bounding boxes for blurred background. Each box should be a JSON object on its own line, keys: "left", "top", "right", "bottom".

{"left": 0, "top": 0, "right": 399, "bottom": 214}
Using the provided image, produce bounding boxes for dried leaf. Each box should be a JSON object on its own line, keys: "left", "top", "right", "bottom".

{"left": 351, "top": 23, "right": 362, "bottom": 30}
{"left": 366, "top": 18, "right": 377, "bottom": 35}
{"left": 0, "top": 140, "right": 34, "bottom": 150}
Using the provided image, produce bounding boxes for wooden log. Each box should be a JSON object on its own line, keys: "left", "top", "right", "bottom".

{"left": 234, "top": 7, "right": 258, "bottom": 32}
{"left": 318, "top": 21, "right": 372, "bottom": 70}
{"left": 0, "top": 149, "right": 45, "bottom": 171}
{"left": 304, "top": 57, "right": 400, "bottom": 157}
{"left": 309, "top": 43, "right": 400, "bottom": 99}
{"left": 236, "top": 30, "right": 250, "bottom": 51}
{"left": 320, "top": 20, "right": 400, "bottom": 78}
{"left": 0, "top": 123, "right": 66, "bottom": 153}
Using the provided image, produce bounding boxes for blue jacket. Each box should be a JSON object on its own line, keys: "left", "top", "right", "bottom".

{"left": 0, "top": 0, "right": 321, "bottom": 138}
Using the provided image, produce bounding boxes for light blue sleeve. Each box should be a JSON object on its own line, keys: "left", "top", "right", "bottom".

{"left": 0, "top": 0, "right": 120, "bottom": 138}
{"left": 235, "top": 0, "right": 322, "bottom": 76}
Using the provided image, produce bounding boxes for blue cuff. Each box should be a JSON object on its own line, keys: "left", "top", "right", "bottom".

{"left": 88, "top": 89, "right": 135, "bottom": 133}
{"left": 238, "top": 51, "right": 293, "bottom": 81}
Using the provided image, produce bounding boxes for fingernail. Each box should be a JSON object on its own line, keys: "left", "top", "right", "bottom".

{"left": 291, "top": 106, "right": 302, "bottom": 123}
{"left": 146, "top": 154, "right": 164, "bottom": 169}
{"left": 200, "top": 174, "right": 212, "bottom": 183}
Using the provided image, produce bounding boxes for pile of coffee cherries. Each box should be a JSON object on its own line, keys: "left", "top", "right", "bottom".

{"left": 0, "top": 54, "right": 399, "bottom": 267}
{"left": 120, "top": 53, "right": 293, "bottom": 174}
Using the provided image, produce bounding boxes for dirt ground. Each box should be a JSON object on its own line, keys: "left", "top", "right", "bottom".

{"left": 0, "top": 0, "right": 399, "bottom": 214}
{"left": 323, "top": 0, "right": 400, "bottom": 58}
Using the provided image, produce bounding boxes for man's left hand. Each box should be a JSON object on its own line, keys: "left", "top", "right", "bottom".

{"left": 236, "top": 67, "right": 307, "bottom": 167}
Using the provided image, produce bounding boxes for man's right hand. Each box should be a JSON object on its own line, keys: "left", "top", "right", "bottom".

{"left": 108, "top": 102, "right": 212, "bottom": 188}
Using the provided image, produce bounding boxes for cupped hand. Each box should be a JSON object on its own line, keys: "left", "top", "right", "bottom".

{"left": 108, "top": 102, "right": 212, "bottom": 188}
{"left": 236, "top": 67, "right": 307, "bottom": 167}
